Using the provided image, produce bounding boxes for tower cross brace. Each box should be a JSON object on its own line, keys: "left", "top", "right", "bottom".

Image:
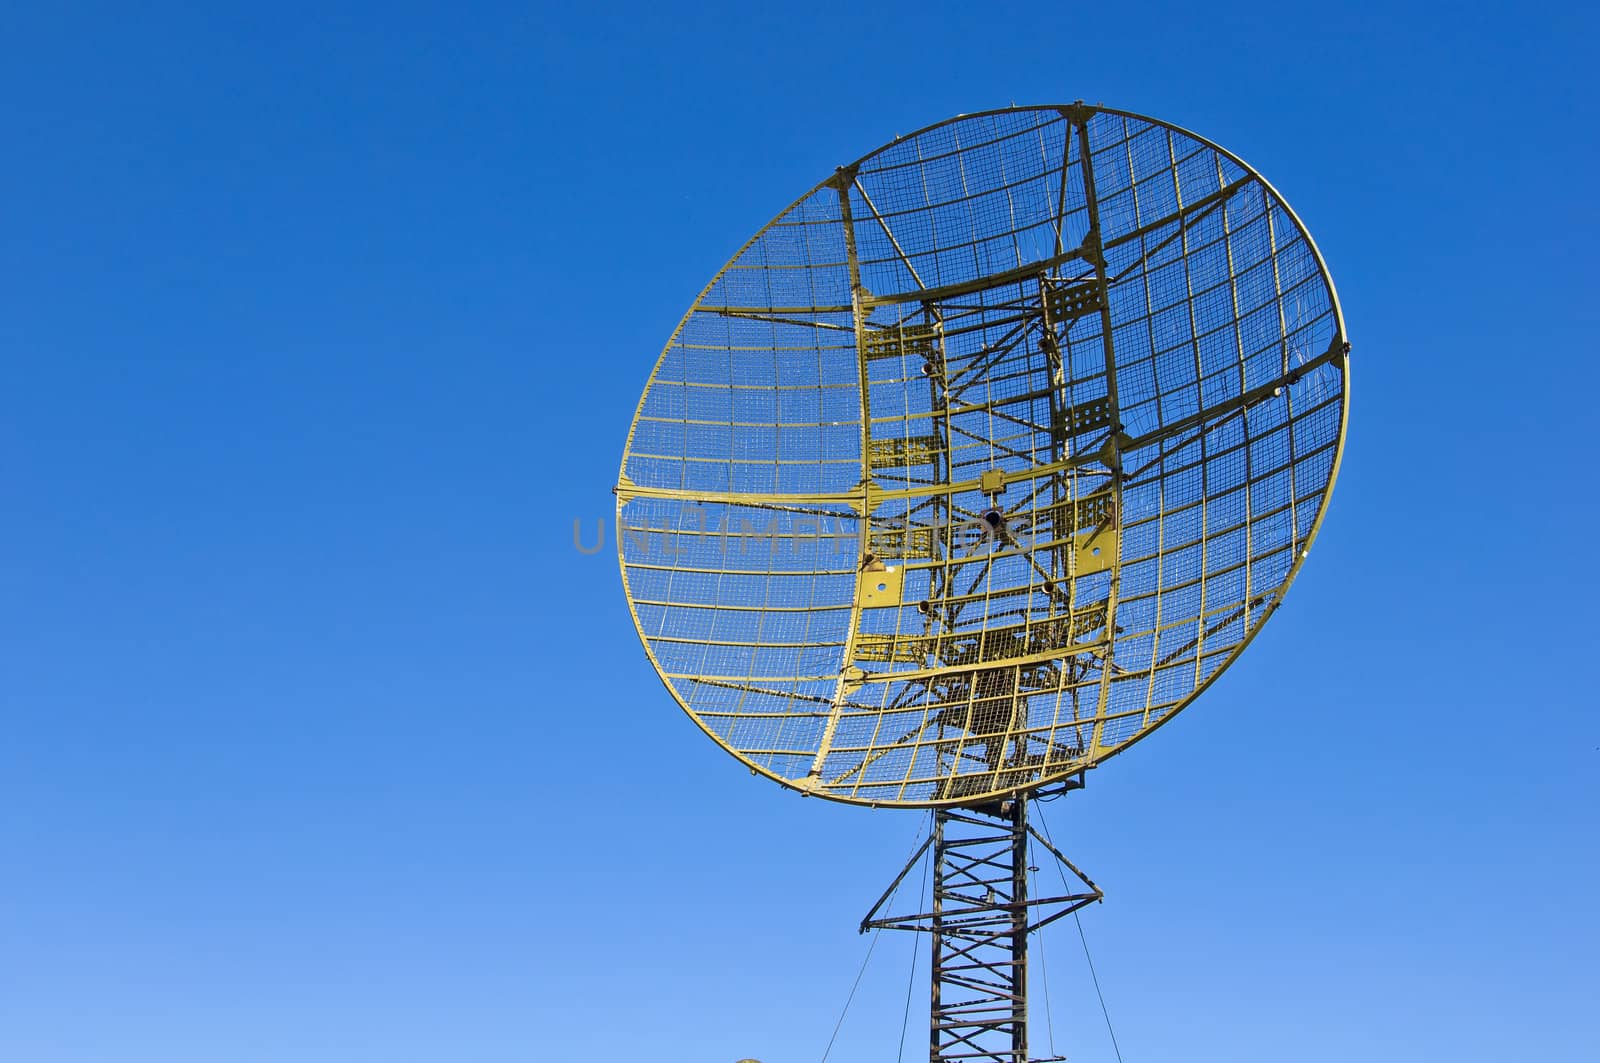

{"left": 862, "top": 787, "right": 1102, "bottom": 1063}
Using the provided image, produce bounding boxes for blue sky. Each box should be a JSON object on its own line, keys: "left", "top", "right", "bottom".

{"left": 1, "top": 3, "right": 1595, "bottom": 1062}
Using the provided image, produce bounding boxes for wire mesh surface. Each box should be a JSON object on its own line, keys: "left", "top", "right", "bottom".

{"left": 617, "top": 105, "right": 1348, "bottom": 807}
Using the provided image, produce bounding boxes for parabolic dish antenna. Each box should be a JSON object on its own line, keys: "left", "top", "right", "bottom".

{"left": 616, "top": 103, "right": 1347, "bottom": 809}
{"left": 616, "top": 103, "right": 1350, "bottom": 1062}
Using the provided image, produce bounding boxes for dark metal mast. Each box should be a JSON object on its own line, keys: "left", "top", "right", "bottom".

{"left": 862, "top": 789, "right": 1102, "bottom": 1063}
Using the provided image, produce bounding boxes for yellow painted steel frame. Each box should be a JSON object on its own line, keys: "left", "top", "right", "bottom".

{"left": 616, "top": 103, "right": 1349, "bottom": 809}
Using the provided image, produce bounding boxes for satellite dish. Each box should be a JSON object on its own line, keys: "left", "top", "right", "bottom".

{"left": 617, "top": 103, "right": 1347, "bottom": 808}
{"left": 615, "top": 103, "right": 1347, "bottom": 1060}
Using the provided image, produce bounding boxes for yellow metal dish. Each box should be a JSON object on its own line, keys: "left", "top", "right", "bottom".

{"left": 617, "top": 104, "right": 1348, "bottom": 807}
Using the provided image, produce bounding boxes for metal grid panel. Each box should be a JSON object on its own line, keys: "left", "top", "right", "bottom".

{"left": 617, "top": 105, "right": 1349, "bottom": 807}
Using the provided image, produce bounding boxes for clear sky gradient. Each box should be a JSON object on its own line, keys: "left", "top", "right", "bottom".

{"left": 2, "top": 3, "right": 1595, "bottom": 1062}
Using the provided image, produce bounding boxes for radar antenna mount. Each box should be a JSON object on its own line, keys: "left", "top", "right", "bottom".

{"left": 862, "top": 778, "right": 1100, "bottom": 1063}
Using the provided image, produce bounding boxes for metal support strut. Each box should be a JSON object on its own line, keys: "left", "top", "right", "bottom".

{"left": 862, "top": 789, "right": 1103, "bottom": 1063}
